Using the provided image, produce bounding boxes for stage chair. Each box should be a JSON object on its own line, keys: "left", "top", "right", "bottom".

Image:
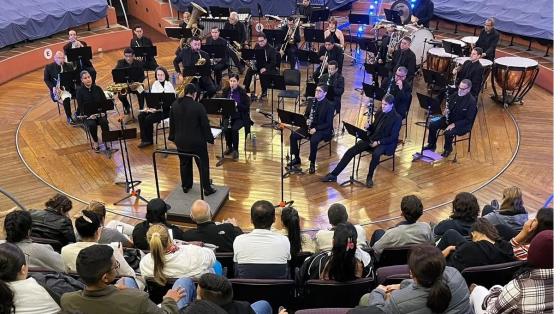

{"left": 278, "top": 69, "right": 302, "bottom": 112}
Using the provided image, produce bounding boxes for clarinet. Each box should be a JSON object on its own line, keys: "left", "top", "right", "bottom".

{"left": 227, "top": 89, "right": 235, "bottom": 129}
{"left": 307, "top": 99, "right": 317, "bottom": 128}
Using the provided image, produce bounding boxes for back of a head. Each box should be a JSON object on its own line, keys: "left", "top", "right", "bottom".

{"left": 87, "top": 201, "right": 107, "bottom": 222}
{"left": 146, "top": 198, "right": 168, "bottom": 224}
{"left": 451, "top": 192, "right": 479, "bottom": 222}
{"left": 327, "top": 203, "right": 348, "bottom": 226}
{"left": 281, "top": 207, "right": 302, "bottom": 256}
{"left": 198, "top": 273, "right": 233, "bottom": 306}
{"left": 0, "top": 243, "right": 26, "bottom": 314}
{"left": 45, "top": 193, "right": 73, "bottom": 215}
{"left": 328, "top": 222, "right": 357, "bottom": 282}
{"left": 76, "top": 244, "right": 114, "bottom": 285}
{"left": 75, "top": 210, "right": 101, "bottom": 239}
{"left": 250, "top": 200, "right": 275, "bottom": 229}
{"left": 4, "top": 210, "right": 32, "bottom": 243}
{"left": 183, "top": 300, "right": 228, "bottom": 314}
{"left": 147, "top": 224, "right": 171, "bottom": 285}
{"left": 527, "top": 230, "right": 553, "bottom": 269}
{"left": 534, "top": 207, "right": 553, "bottom": 236}
{"left": 401, "top": 195, "right": 423, "bottom": 223}
{"left": 500, "top": 186, "right": 525, "bottom": 214}
{"left": 191, "top": 200, "right": 212, "bottom": 224}
{"left": 471, "top": 218, "right": 500, "bottom": 241}
{"left": 408, "top": 244, "right": 451, "bottom": 313}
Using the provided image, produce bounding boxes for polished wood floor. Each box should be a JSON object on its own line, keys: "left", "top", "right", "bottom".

{"left": 1, "top": 40, "right": 553, "bottom": 237}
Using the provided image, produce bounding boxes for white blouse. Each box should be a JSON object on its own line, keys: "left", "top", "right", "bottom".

{"left": 140, "top": 244, "right": 216, "bottom": 279}
{"left": 9, "top": 277, "right": 60, "bottom": 314}
{"left": 150, "top": 80, "right": 176, "bottom": 93}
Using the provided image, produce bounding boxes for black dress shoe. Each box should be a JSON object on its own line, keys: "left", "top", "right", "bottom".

{"left": 204, "top": 187, "right": 217, "bottom": 196}
{"left": 182, "top": 186, "right": 192, "bottom": 193}
{"left": 137, "top": 141, "right": 153, "bottom": 148}
{"left": 366, "top": 177, "right": 374, "bottom": 188}
{"left": 422, "top": 144, "right": 436, "bottom": 151}
{"left": 321, "top": 173, "right": 337, "bottom": 182}
{"left": 441, "top": 150, "right": 452, "bottom": 158}
{"left": 232, "top": 150, "right": 239, "bottom": 160}
{"left": 224, "top": 147, "right": 233, "bottom": 155}
{"left": 286, "top": 158, "right": 301, "bottom": 167}
{"left": 308, "top": 163, "right": 315, "bottom": 174}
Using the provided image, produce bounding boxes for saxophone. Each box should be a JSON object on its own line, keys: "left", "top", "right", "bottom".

{"left": 106, "top": 82, "right": 144, "bottom": 96}
{"left": 176, "top": 52, "right": 207, "bottom": 97}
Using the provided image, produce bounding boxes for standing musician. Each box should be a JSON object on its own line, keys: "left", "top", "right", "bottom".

{"left": 137, "top": 67, "right": 176, "bottom": 148}
{"left": 222, "top": 74, "right": 252, "bottom": 160}
{"left": 43, "top": 51, "right": 76, "bottom": 125}
{"left": 242, "top": 33, "right": 278, "bottom": 98}
{"left": 475, "top": 18, "right": 500, "bottom": 61}
{"left": 280, "top": 16, "right": 301, "bottom": 69}
{"left": 297, "top": 0, "right": 313, "bottom": 22}
{"left": 168, "top": 83, "right": 216, "bottom": 196}
{"left": 453, "top": 47, "right": 484, "bottom": 99}
{"left": 114, "top": 48, "right": 146, "bottom": 113}
{"left": 223, "top": 12, "right": 247, "bottom": 47}
{"left": 76, "top": 70, "right": 109, "bottom": 151}
{"left": 174, "top": 36, "right": 217, "bottom": 98}
{"left": 389, "top": 36, "right": 416, "bottom": 83}
{"left": 380, "top": 66, "right": 412, "bottom": 119}
{"left": 324, "top": 17, "right": 345, "bottom": 48}
{"left": 423, "top": 79, "right": 477, "bottom": 157}
{"left": 205, "top": 27, "right": 243, "bottom": 89}
{"left": 318, "top": 61, "right": 345, "bottom": 114}
{"left": 370, "top": 23, "right": 396, "bottom": 86}
{"left": 130, "top": 25, "right": 159, "bottom": 70}
{"left": 410, "top": 0, "right": 434, "bottom": 27}
{"left": 322, "top": 94, "right": 402, "bottom": 188}
{"left": 63, "top": 30, "right": 97, "bottom": 83}
{"left": 313, "top": 36, "right": 344, "bottom": 82}
{"left": 287, "top": 84, "right": 335, "bottom": 174}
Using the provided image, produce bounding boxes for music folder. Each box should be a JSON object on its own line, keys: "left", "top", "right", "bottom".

{"left": 277, "top": 109, "right": 307, "bottom": 130}
{"left": 343, "top": 121, "right": 369, "bottom": 142}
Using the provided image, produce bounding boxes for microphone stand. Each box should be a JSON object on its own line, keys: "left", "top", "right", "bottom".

{"left": 277, "top": 121, "right": 295, "bottom": 208}
{"left": 412, "top": 102, "right": 435, "bottom": 162}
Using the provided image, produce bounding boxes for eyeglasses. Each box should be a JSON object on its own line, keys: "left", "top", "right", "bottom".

{"left": 458, "top": 86, "right": 470, "bottom": 91}
{"left": 112, "top": 260, "right": 120, "bottom": 271}
{"left": 395, "top": 74, "right": 406, "bottom": 78}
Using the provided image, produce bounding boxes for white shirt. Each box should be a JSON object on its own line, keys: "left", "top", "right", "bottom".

{"left": 233, "top": 229, "right": 291, "bottom": 264}
{"left": 9, "top": 277, "right": 60, "bottom": 314}
{"left": 61, "top": 242, "right": 135, "bottom": 277}
{"left": 150, "top": 80, "right": 176, "bottom": 93}
{"left": 140, "top": 244, "right": 215, "bottom": 279}
{"left": 315, "top": 224, "right": 368, "bottom": 251}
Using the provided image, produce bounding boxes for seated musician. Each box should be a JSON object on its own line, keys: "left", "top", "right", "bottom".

{"left": 174, "top": 36, "right": 217, "bottom": 99}
{"left": 453, "top": 47, "right": 484, "bottom": 99}
{"left": 223, "top": 12, "right": 247, "bottom": 48}
{"left": 475, "top": 18, "right": 500, "bottom": 61}
{"left": 242, "top": 33, "right": 278, "bottom": 98}
{"left": 137, "top": 67, "right": 176, "bottom": 148}
{"left": 280, "top": 16, "right": 301, "bottom": 69}
{"left": 114, "top": 48, "right": 146, "bottom": 113}
{"left": 313, "top": 36, "right": 344, "bottom": 83}
{"left": 297, "top": 0, "right": 313, "bottom": 22}
{"left": 222, "top": 74, "right": 252, "bottom": 160}
{"left": 423, "top": 79, "right": 477, "bottom": 157}
{"left": 380, "top": 66, "right": 412, "bottom": 119}
{"left": 63, "top": 30, "right": 97, "bottom": 83}
{"left": 287, "top": 84, "right": 335, "bottom": 174}
{"left": 370, "top": 23, "right": 396, "bottom": 86}
{"left": 179, "top": 10, "right": 204, "bottom": 32}
{"left": 322, "top": 94, "right": 401, "bottom": 188}
{"left": 318, "top": 61, "right": 345, "bottom": 114}
{"left": 324, "top": 17, "right": 345, "bottom": 48}
{"left": 410, "top": 0, "right": 434, "bottom": 27}
{"left": 206, "top": 27, "right": 244, "bottom": 89}
{"left": 43, "top": 51, "right": 76, "bottom": 125}
{"left": 130, "top": 25, "right": 158, "bottom": 70}
{"left": 76, "top": 70, "right": 109, "bottom": 151}
{"left": 389, "top": 36, "right": 417, "bottom": 83}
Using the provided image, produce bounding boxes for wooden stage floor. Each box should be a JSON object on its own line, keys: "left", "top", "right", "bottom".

{"left": 2, "top": 41, "right": 554, "bottom": 234}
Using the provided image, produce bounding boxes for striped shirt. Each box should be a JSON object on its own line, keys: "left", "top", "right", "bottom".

{"left": 510, "top": 238, "right": 529, "bottom": 260}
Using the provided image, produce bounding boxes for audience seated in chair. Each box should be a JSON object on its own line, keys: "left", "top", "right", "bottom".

{"left": 470, "top": 230, "right": 553, "bottom": 314}
{"left": 370, "top": 195, "right": 434, "bottom": 259}
{"left": 233, "top": 200, "right": 291, "bottom": 279}
{"left": 509, "top": 207, "right": 553, "bottom": 261}
{"left": 4, "top": 210, "right": 65, "bottom": 272}
{"left": 0, "top": 243, "right": 60, "bottom": 314}
{"left": 434, "top": 192, "right": 480, "bottom": 237}
{"left": 132, "top": 198, "right": 184, "bottom": 250}
{"left": 277, "top": 207, "right": 316, "bottom": 255}
{"left": 30, "top": 193, "right": 76, "bottom": 247}
{"left": 439, "top": 218, "right": 515, "bottom": 272}
{"left": 481, "top": 186, "right": 528, "bottom": 234}
{"left": 81, "top": 201, "right": 133, "bottom": 248}
{"left": 182, "top": 200, "right": 244, "bottom": 253}
{"left": 140, "top": 223, "right": 216, "bottom": 282}
{"left": 353, "top": 244, "right": 473, "bottom": 314}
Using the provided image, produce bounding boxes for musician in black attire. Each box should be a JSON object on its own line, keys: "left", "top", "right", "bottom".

{"left": 475, "top": 18, "right": 500, "bottom": 61}
{"left": 63, "top": 30, "right": 97, "bottom": 83}
{"left": 179, "top": 11, "right": 203, "bottom": 32}
{"left": 168, "top": 83, "right": 216, "bottom": 196}
{"left": 223, "top": 12, "right": 247, "bottom": 47}
{"left": 174, "top": 36, "right": 217, "bottom": 98}
{"left": 313, "top": 36, "right": 344, "bottom": 82}
{"left": 76, "top": 70, "right": 109, "bottom": 151}
{"left": 242, "top": 33, "right": 278, "bottom": 97}
{"left": 410, "top": 0, "right": 434, "bottom": 27}
{"left": 389, "top": 36, "right": 416, "bottom": 83}
{"left": 370, "top": 23, "right": 396, "bottom": 86}
{"left": 454, "top": 47, "right": 484, "bottom": 99}
{"left": 297, "top": 0, "right": 313, "bottom": 22}
{"left": 424, "top": 79, "right": 477, "bottom": 157}
{"left": 114, "top": 47, "right": 146, "bottom": 112}
{"left": 287, "top": 84, "right": 335, "bottom": 174}
{"left": 43, "top": 51, "right": 75, "bottom": 124}
{"left": 380, "top": 66, "right": 412, "bottom": 119}
{"left": 322, "top": 94, "right": 402, "bottom": 188}
{"left": 318, "top": 61, "right": 345, "bottom": 114}
{"left": 206, "top": 27, "right": 243, "bottom": 89}
{"left": 280, "top": 17, "right": 301, "bottom": 69}
{"left": 130, "top": 25, "right": 158, "bottom": 70}
{"left": 222, "top": 74, "right": 252, "bottom": 160}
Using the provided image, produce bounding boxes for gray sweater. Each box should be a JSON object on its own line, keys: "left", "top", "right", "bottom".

{"left": 15, "top": 239, "right": 65, "bottom": 272}
{"left": 373, "top": 222, "right": 434, "bottom": 258}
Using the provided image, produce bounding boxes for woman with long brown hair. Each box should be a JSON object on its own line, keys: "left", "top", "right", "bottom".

{"left": 482, "top": 186, "right": 528, "bottom": 233}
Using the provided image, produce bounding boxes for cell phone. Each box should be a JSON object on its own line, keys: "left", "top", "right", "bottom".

{"left": 110, "top": 241, "right": 121, "bottom": 250}
{"left": 116, "top": 225, "right": 124, "bottom": 234}
{"left": 168, "top": 228, "right": 174, "bottom": 241}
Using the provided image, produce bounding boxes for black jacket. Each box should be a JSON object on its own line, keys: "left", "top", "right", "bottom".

{"left": 221, "top": 87, "right": 252, "bottom": 127}
{"left": 318, "top": 45, "right": 344, "bottom": 72}
{"left": 380, "top": 77, "right": 412, "bottom": 118}
{"left": 223, "top": 21, "right": 246, "bottom": 44}
{"left": 456, "top": 59, "right": 484, "bottom": 97}
{"left": 411, "top": 0, "right": 434, "bottom": 26}
{"left": 130, "top": 36, "right": 154, "bottom": 48}
{"left": 319, "top": 72, "right": 345, "bottom": 113}
{"left": 43, "top": 62, "right": 75, "bottom": 96}
{"left": 390, "top": 48, "right": 417, "bottom": 82}
{"left": 114, "top": 59, "right": 146, "bottom": 83}
{"left": 367, "top": 108, "right": 402, "bottom": 153}
{"left": 63, "top": 40, "right": 94, "bottom": 69}
{"left": 447, "top": 239, "right": 515, "bottom": 272}
{"left": 377, "top": 34, "right": 391, "bottom": 62}
{"left": 475, "top": 28, "right": 500, "bottom": 60}
{"left": 254, "top": 43, "right": 278, "bottom": 73}
{"left": 447, "top": 92, "right": 477, "bottom": 135}
{"left": 182, "top": 222, "right": 244, "bottom": 253}
{"left": 132, "top": 221, "right": 184, "bottom": 251}
{"left": 168, "top": 96, "right": 214, "bottom": 150}
{"left": 76, "top": 84, "right": 106, "bottom": 116}
{"left": 30, "top": 209, "right": 76, "bottom": 246}
{"left": 305, "top": 97, "right": 335, "bottom": 135}
{"left": 434, "top": 218, "right": 474, "bottom": 236}
{"left": 221, "top": 300, "right": 256, "bottom": 314}
{"left": 173, "top": 48, "right": 211, "bottom": 77}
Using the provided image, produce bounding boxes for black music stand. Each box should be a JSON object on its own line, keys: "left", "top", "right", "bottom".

{"left": 362, "top": 82, "right": 383, "bottom": 124}
{"left": 298, "top": 49, "right": 321, "bottom": 82}
{"left": 220, "top": 29, "right": 241, "bottom": 44}
{"left": 263, "top": 29, "right": 285, "bottom": 49}
{"left": 443, "top": 40, "right": 464, "bottom": 57}
{"left": 200, "top": 98, "right": 236, "bottom": 166}
{"left": 412, "top": 92, "right": 441, "bottom": 162}
{"left": 112, "top": 67, "right": 144, "bottom": 121}
{"left": 165, "top": 27, "right": 182, "bottom": 39}
{"left": 304, "top": 28, "right": 325, "bottom": 52}
{"left": 209, "top": 6, "right": 230, "bottom": 18}
{"left": 145, "top": 93, "right": 176, "bottom": 149}
{"left": 183, "top": 63, "right": 212, "bottom": 99}
{"left": 132, "top": 46, "right": 158, "bottom": 83}
{"left": 66, "top": 46, "right": 93, "bottom": 71}
{"left": 59, "top": 70, "right": 80, "bottom": 111}
{"left": 340, "top": 121, "right": 368, "bottom": 186}
{"left": 422, "top": 68, "right": 447, "bottom": 96}
{"left": 348, "top": 14, "right": 370, "bottom": 57}
{"left": 384, "top": 9, "right": 403, "bottom": 25}
{"left": 83, "top": 98, "right": 117, "bottom": 158}
{"left": 310, "top": 9, "right": 330, "bottom": 23}
{"left": 260, "top": 74, "right": 286, "bottom": 129}
{"left": 241, "top": 49, "right": 265, "bottom": 99}
{"left": 277, "top": 108, "right": 307, "bottom": 177}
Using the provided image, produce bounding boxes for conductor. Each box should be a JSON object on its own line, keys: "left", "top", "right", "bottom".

{"left": 168, "top": 83, "right": 217, "bottom": 196}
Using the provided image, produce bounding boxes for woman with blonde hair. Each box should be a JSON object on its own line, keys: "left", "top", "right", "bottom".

{"left": 140, "top": 224, "right": 216, "bottom": 285}
{"left": 482, "top": 186, "right": 528, "bottom": 233}
{"left": 85, "top": 201, "right": 133, "bottom": 247}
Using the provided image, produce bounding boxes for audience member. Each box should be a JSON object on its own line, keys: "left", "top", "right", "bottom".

{"left": 509, "top": 207, "right": 553, "bottom": 260}
{"left": 132, "top": 198, "right": 184, "bottom": 250}
{"left": 233, "top": 200, "right": 291, "bottom": 279}
{"left": 482, "top": 186, "right": 528, "bottom": 233}
{"left": 140, "top": 224, "right": 216, "bottom": 284}
{"left": 30, "top": 193, "right": 76, "bottom": 246}
{"left": 183, "top": 300, "right": 228, "bottom": 314}
{"left": 279, "top": 207, "right": 316, "bottom": 255}
{"left": 182, "top": 200, "right": 243, "bottom": 252}
{"left": 84, "top": 201, "right": 133, "bottom": 247}
{"left": 0, "top": 243, "right": 60, "bottom": 314}
{"left": 434, "top": 192, "right": 480, "bottom": 237}
{"left": 370, "top": 195, "right": 433, "bottom": 259}
{"left": 439, "top": 218, "right": 515, "bottom": 272}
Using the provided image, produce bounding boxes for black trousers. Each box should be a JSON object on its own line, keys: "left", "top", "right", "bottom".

{"left": 225, "top": 118, "right": 244, "bottom": 151}
{"left": 285, "top": 44, "right": 298, "bottom": 69}
{"left": 178, "top": 147, "right": 212, "bottom": 190}
{"left": 61, "top": 98, "right": 72, "bottom": 119}
{"left": 119, "top": 91, "right": 145, "bottom": 112}
{"left": 331, "top": 140, "right": 393, "bottom": 179}
{"left": 436, "top": 229, "right": 468, "bottom": 250}
{"left": 243, "top": 69, "right": 276, "bottom": 94}
{"left": 138, "top": 111, "right": 164, "bottom": 143}
{"left": 84, "top": 116, "right": 109, "bottom": 142}
{"left": 427, "top": 118, "right": 466, "bottom": 152}
{"left": 289, "top": 128, "right": 331, "bottom": 163}
{"left": 213, "top": 62, "right": 228, "bottom": 89}
{"left": 198, "top": 76, "right": 217, "bottom": 99}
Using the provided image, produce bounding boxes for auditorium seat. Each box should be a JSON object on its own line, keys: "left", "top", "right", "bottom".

{"left": 303, "top": 278, "right": 375, "bottom": 309}
{"left": 461, "top": 260, "right": 526, "bottom": 288}
{"left": 230, "top": 278, "right": 296, "bottom": 311}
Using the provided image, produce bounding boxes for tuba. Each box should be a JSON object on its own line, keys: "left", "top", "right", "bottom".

{"left": 188, "top": 2, "right": 207, "bottom": 38}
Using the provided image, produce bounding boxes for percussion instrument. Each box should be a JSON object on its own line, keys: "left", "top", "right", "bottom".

{"left": 442, "top": 38, "right": 467, "bottom": 56}
{"left": 402, "top": 25, "right": 434, "bottom": 65}
{"left": 491, "top": 57, "right": 539, "bottom": 106}
{"left": 454, "top": 56, "right": 493, "bottom": 83}
{"left": 426, "top": 47, "right": 457, "bottom": 74}
{"left": 461, "top": 36, "right": 478, "bottom": 46}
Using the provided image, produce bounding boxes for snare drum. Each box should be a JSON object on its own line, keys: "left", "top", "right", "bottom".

{"left": 491, "top": 57, "right": 539, "bottom": 105}
{"left": 454, "top": 56, "right": 493, "bottom": 83}
{"left": 426, "top": 48, "right": 457, "bottom": 74}
{"left": 402, "top": 25, "right": 434, "bottom": 65}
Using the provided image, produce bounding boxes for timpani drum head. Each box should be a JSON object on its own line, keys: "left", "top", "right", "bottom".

{"left": 461, "top": 36, "right": 479, "bottom": 45}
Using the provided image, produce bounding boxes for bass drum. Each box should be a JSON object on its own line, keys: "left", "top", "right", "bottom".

{"left": 403, "top": 25, "right": 434, "bottom": 66}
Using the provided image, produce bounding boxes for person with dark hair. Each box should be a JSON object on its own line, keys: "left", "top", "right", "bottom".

{"left": 482, "top": 186, "right": 528, "bottom": 233}
{"left": 379, "top": 66, "right": 412, "bottom": 119}
{"left": 0, "top": 243, "right": 60, "bottom": 314}
{"left": 280, "top": 17, "right": 301, "bottom": 69}
{"left": 30, "top": 193, "right": 76, "bottom": 246}
{"left": 509, "top": 207, "right": 553, "bottom": 260}
{"left": 388, "top": 36, "right": 416, "bottom": 83}
{"left": 130, "top": 25, "right": 159, "bottom": 70}
{"left": 64, "top": 30, "right": 97, "bottom": 84}
{"left": 323, "top": 94, "right": 402, "bottom": 187}
{"left": 174, "top": 36, "right": 217, "bottom": 98}
{"left": 222, "top": 73, "right": 252, "bottom": 160}
{"left": 475, "top": 18, "right": 500, "bottom": 61}
{"left": 287, "top": 84, "right": 335, "bottom": 174}
{"left": 84, "top": 201, "right": 133, "bottom": 247}
{"left": 132, "top": 198, "right": 184, "bottom": 250}
{"left": 454, "top": 47, "right": 485, "bottom": 99}
{"left": 76, "top": 70, "right": 111, "bottom": 151}
{"left": 356, "top": 244, "right": 472, "bottom": 313}
{"left": 313, "top": 36, "right": 344, "bottom": 82}
{"left": 4, "top": 210, "right": 65, "bottom": 272}
{"left": 114, "top": 47, "right": 146, "bottom": 114}
{"left": 197, "top": 273, "right": 272, "bottom": 314}
{"left": 278, "top": 207, "right": 315, "bottom": 255}
{"left": 206, "top": 27, "right": 241, "bottom": 89}
{"left": 233, "top": 200, "right": 291, "bottom": 279}
{"left": 315, "top": 203, "right": 367, "bottom": 251}
{"left": 318, "top": 60, "right": 345, "bottom": 114}
{"left": 410, "top": 0, "right": 434, "bottom": 27}
{"left": 434, "top": 191, "right": 480, "bottom": 237}
{"left": 370, "top": 195, "right": 433, "bottom": 259}
{"left": 242, "top": 33, "right": 278, "bottom": 98}
{"left": 438, "top": 218, "right": 515, "bottom": 272}
{"left": 61, "top": 244, "right": 191, "bottom": 313}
